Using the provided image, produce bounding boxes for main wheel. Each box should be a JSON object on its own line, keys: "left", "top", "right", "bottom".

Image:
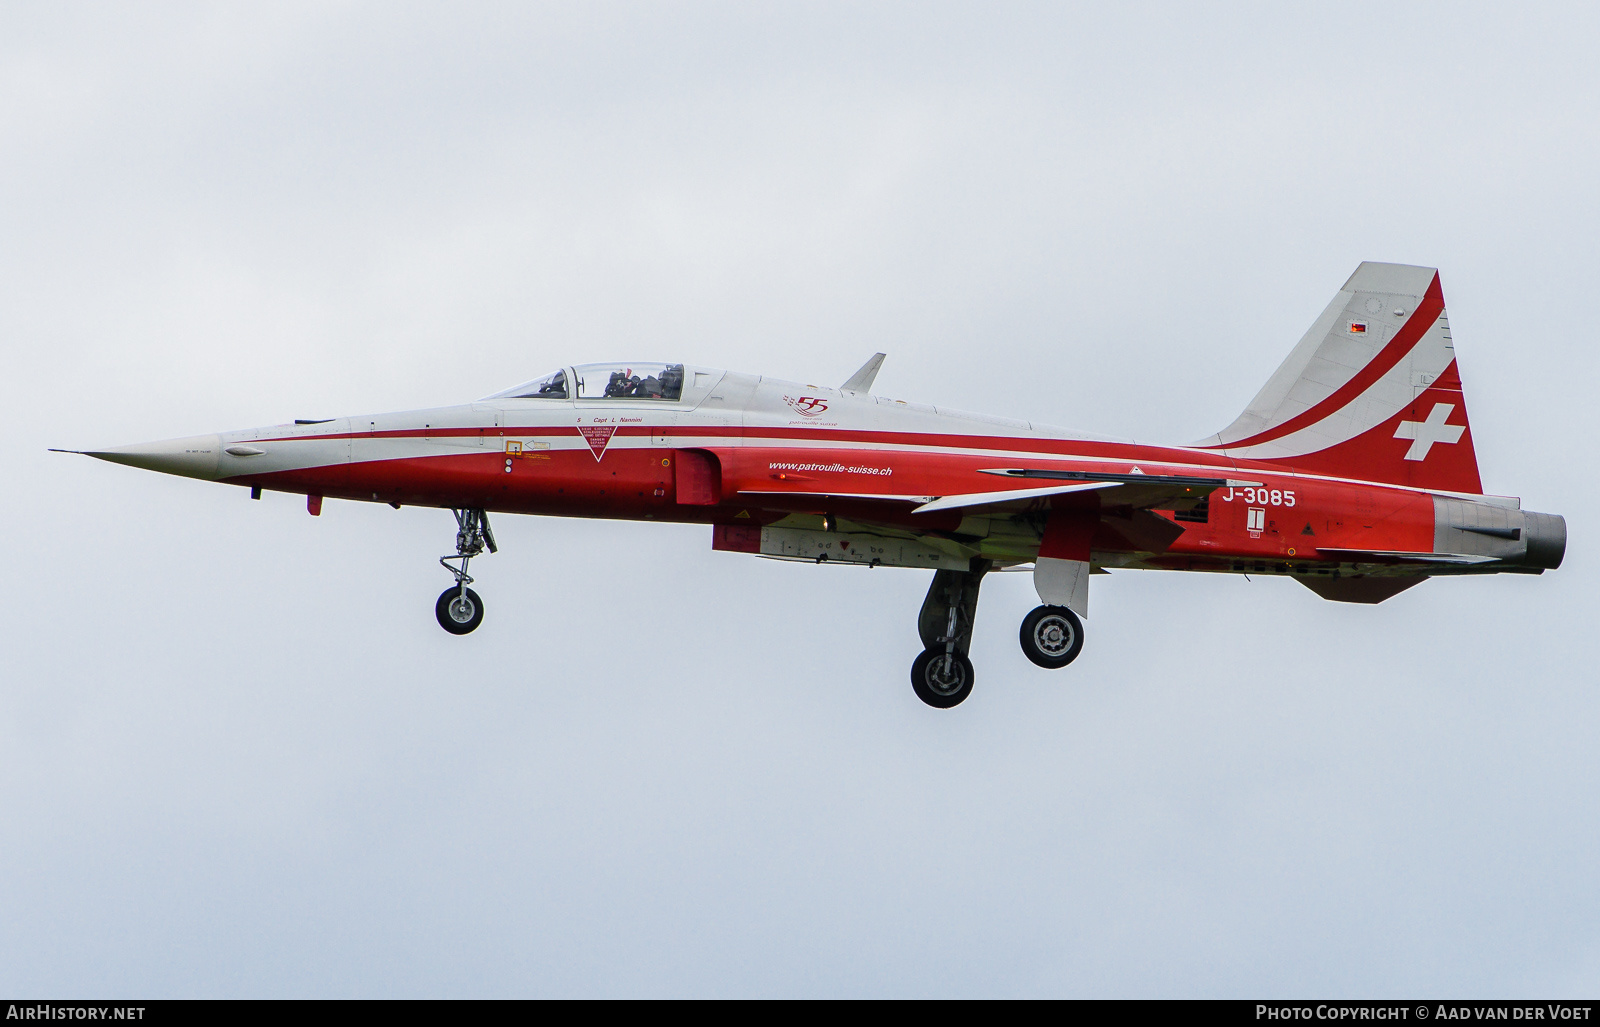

{"left": 1019, "top": 605, "right": 1083, "bottom": 668}
{"left": 435, "top": 586, "right": 484, "bottom": 634}
{"left": 911, "top": 649, "right": 974, "bottom": 708}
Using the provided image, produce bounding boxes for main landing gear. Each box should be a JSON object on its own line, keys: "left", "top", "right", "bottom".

{"left": 436, "top": 507, "right": 496, "bottom": 635}
{"left": 1019, "top": 605, "right": 1084, "bottom": 669}
{"left": 912, "top": 561, "right": 989, "bottom": 708}
{"left": 909, "top": 563, "right": 1089, "bottom": 708}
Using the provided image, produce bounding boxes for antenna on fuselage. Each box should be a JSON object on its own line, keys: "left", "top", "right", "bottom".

{"left": 841, "top": 353, "right": 886, "bottom": 394}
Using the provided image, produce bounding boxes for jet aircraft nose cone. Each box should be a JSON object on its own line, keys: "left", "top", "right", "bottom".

{"left": 81, "top": 434, "right": 223, "bottom": 480}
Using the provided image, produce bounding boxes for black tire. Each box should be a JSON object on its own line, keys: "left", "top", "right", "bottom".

{"left": 1019, "top": 605, "right": 1083, "bottom": 669}
{"left": 911, "top": 649, "right": 974, "bottom": 708}
{"left": 435, "top": 586, "right": 484, "bottom": 634}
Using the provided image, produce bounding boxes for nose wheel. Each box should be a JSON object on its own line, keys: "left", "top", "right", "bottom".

{"left": 1019, "top": 605, "right": 1083, "bottom": 668}
{"left": 435, "top": 507, "right": 495, "bottom": 635}
{"left": 436, "top": 586, "right": 484, "bottom": 634}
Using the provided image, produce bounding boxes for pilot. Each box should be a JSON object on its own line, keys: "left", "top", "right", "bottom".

{"left": 660, "top": 365, "right": 684, "bottom": 399}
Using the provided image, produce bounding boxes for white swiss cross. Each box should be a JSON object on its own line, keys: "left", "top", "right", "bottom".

{"left": 1393, "top": 402, "right": 1465, "bottom": 461}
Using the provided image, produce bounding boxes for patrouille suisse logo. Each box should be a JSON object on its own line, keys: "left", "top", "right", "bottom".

{"left": 783, "top": 395, "right": 829, "bottom": 417}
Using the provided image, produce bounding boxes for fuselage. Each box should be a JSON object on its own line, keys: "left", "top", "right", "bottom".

{"left": 94, "top": 362, "right": 1563, "bottom": 585}
{"left": 71, "top": 260, "right": 1571, "bottom": 706}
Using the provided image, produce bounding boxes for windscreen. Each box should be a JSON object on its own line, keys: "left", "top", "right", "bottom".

{"left": 483, "top": 370, "right": 569, "bottom": 400}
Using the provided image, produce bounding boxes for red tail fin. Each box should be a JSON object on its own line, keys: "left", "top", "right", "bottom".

{"left": 1194, "top": 262, "right": 1483, "bottom": 493}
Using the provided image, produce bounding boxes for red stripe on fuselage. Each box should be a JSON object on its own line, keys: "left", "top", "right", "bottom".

{"left": 260, "top": 422, "right": 1245, "bottom": 471}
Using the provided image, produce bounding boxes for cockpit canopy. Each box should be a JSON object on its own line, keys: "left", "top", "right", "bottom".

{"left": 487, "top": 369, "right": 569, "bottom": 400}
{"left": 576, "top": 362, "right": 683, "bottom": 400}
{"left": 485, "top": 363, "right": 685, "bottom": 402}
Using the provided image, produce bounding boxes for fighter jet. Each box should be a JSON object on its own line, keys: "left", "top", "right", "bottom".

{"left": 60, "top": 262, "right": 1565, "bottom": 707}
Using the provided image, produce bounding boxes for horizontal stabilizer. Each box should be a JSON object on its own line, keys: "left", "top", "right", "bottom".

{"left": 1299, "top": 576, "right": 1425, "bottom": 604}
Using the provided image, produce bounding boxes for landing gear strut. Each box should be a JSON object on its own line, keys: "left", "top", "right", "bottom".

{"left": 435, "top": 507, "right": 496, "bottom": 635}
{"left": 911, "top": 559, "right": 990, "bottom": 708}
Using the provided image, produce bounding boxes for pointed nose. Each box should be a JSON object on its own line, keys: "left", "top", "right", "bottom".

{"left": 84, "top": 434, "right": 223, "bottom": 480}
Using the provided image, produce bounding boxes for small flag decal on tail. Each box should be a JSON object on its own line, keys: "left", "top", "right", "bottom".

{"left": 1349, "top": 321, "right": 1367, "bottom": 334}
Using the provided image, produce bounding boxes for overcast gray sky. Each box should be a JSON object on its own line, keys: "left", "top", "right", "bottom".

{"left": 2, "top": 1, "right": 1596, "bottom": 998}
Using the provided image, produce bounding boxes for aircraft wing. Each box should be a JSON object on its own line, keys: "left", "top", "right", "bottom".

{"left": 913, "top": 468, "right": 1261, "bottom": 515}
{"left": 734, "top": 489, "right": 938, "bottom": 504}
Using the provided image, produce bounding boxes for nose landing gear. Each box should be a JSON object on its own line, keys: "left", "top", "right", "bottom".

{"left": 436, "top": 586, "right": 484, "bottom": 634}
{"left": 435, "top": 507, "right": 496, "bottom": 635}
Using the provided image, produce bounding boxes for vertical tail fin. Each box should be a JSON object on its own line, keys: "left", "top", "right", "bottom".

{"left": 1194, "top": 261, "right": 1483, "bottom": 493}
